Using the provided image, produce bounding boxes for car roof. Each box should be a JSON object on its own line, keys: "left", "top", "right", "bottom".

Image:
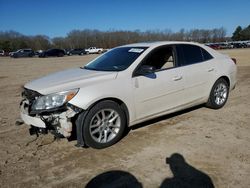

{"left": 121, "top": 41, "right": 203, "bottom": 48}
{"left": 120, "top": 41, "right": 224, "bottom": 58}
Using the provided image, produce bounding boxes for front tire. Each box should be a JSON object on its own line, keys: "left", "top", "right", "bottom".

{"left": 79, "top": 100, "right": 126, "bottom": 149}
{"left": 206, "top": 78, "right": 229, "bottom": 109}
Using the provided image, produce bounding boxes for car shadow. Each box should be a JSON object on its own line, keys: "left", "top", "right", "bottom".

{"left": 69, "top": 105, "right": 204, "bottom": 145}
{"left": 129, "top": 104, "right": 204, "bottom": 131}
{"left": 160, "top": 153, "right": 215, "bottom": 188}
{"left": 85, "top": 170, "right": 142, "bottom": 188}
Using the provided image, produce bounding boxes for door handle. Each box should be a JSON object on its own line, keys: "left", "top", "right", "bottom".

{"left": 208, "top": 68, "right": 214, "bottom": 72}
{"left": 173, "top": 76, "right": 183, "bottom": 81}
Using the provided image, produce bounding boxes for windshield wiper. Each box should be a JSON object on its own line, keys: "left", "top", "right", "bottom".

{"left": 83, "top": 66, "right": 121, "bottom": 72}
{"left": 83, "top": 66, "right": 100, "bottom": 71}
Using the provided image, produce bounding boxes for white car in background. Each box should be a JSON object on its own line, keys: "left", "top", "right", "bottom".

{"left": 20, "top": 41, "right": 237, "bottom": 149}
{"left": 0, "top": 50, "right": 4, "bottom": 56}
{"left": 85, "top": 47, "right": 103, "bottom": 54}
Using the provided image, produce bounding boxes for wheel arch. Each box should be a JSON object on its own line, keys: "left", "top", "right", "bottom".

{"left": 206, "top": 75, "right": 230, "bottom": 109}
{"left": 218, "top": 75, "right": 230, "bottom": 88}
{"left": 206, "top": 75, "right": 231, "bottom": 103}
{"left": 86, "top": 97, "right": 130, "bottom": 128}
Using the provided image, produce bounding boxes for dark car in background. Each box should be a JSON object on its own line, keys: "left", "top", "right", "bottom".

{"left": 232, "top": 42, "right": 247, "bottom": 48}
{"left": 67, "top": 48, "right": 86, "bottom": 56}
{"left": 39, "top": 49, "right": 65, "bottom": 57}
{"left": 11, "top": 49, "right": 35, "bottom": 58}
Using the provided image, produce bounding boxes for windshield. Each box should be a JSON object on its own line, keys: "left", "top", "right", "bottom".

{"left": 84, "top": 47, "right": 147, "bottom": 71}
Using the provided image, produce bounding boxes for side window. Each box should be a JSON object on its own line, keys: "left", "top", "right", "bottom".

{"left": 141, "top": 46, "right": 176, "bottom": 71}
{"left": 177, "top": 44, "right": 214, "bottom": 66}
{"left": 181, "top": 44, "right": 203, "bottom": 66}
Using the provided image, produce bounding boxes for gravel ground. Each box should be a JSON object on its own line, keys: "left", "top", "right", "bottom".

{"left": 0, "top": 49, "right": 249, "bottom": 188}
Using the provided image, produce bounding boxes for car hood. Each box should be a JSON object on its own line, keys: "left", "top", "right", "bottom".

{"left": 25, "top": 68, "right": 118, "bottom": 95}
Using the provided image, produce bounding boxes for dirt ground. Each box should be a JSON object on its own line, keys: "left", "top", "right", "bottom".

{"left": 0, "top": 49, "right": 249, "bottom": 188}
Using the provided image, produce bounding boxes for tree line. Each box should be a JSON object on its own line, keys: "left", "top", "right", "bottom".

{"left": 0, "top": 26, "right": 246, "bottom": 52}
{"left": 232, "top": 25, "right": 250, "bottom": 41}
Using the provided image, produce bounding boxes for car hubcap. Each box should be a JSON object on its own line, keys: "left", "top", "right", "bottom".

{"left": 89, "top": 109, "right": 121, "bottom": 143}
{"left": 214, "top": 83, "right": 228, "bottom": 105}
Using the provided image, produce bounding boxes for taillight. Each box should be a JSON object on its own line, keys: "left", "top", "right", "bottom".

{"left": 231, "top": 58, "right": 237, "bottom": 64}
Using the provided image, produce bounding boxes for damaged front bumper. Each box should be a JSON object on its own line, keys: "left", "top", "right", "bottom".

{"left": 20, "top": 98, "right": 82, "bottom": 138}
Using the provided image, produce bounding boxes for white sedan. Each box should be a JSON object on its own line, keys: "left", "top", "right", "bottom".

{"left": 20, "top": 41, "right": 237, "bottom": 149}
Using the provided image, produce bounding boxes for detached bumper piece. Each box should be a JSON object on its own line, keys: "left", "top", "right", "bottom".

{"left": 21, "top": 110, "right": 46, "bottom": 128}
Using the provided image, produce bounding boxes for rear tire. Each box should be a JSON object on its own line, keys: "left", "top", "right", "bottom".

{"left": 78, "top": 100, "right": 126, "bottom": 149}
{"left": 206, "top": 78, "right": 229, "bottom": 109}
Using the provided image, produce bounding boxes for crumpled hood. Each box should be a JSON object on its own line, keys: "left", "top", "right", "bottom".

{"left": 25, "top": 68, "right": 118, "bottom": 94}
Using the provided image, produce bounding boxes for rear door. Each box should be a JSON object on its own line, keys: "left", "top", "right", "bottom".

{"left": 176, "top": 44, "right": 215, "bottom": 103}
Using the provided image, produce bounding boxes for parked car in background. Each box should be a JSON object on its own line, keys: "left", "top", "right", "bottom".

{"left": 206, "top": 44, "right": 220, "bottom": 50}
{"left": 11, "top": 49, "right": 35, "bottom": 58}
{"left": 0, "top": 50, "right": 4, "bottom": 56}
{"left": 67, "top": 48, "right": 86, "bottom": 56}
{"left": 232, "top": 42, "right": 247, "bottom": 48}
{"left": 20, "top": 41, "right": 237, "bottom": 149}
{"left": 39, "top": 49, "right": 65, "bottom": 57}
{"left": 225, "top": 43, "right": 234, "bottom": 49}
{"left": 64, "top": 49, "right": 71, "bottom": 55}
{"left": 85, "top": 47, "right": 103, "bottom": 54}
{"left": 35, "top": 50, "right": 43, "bottom": 56}
{"left": 218, "top": 43, "right": 233, "bottom": 49}
{"left": 241, "top": 43, "right": 248, "bottom": 48}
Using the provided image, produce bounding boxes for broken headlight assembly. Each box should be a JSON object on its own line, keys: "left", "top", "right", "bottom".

{"left": 31, "top": 89, "right": 79, "bottom": 112}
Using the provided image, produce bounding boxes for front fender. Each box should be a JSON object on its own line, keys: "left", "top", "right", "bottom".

{"left": 68, "top": 80, "right": 136, "bottom": 123}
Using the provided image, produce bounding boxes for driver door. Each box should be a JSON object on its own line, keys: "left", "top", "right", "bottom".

{"left": 132, "top": 45, "right": 185, "bottom": 120}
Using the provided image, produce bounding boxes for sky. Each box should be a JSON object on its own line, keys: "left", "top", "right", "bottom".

{"left": 0, "top": 0, "right": 249, "bottom": 38}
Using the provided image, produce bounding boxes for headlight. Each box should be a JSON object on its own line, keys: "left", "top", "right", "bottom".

{"left": 32, "top": 89, "right": 78, "bottom": 111}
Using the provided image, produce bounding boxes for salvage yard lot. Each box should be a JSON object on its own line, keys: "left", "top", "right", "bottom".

{"left": 0, "top": 49, "right": 250, "bottom": 187}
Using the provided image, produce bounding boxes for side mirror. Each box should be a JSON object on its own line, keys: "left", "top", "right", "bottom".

{"left": 136, "top": 65, "right": 155, "bottom": 76}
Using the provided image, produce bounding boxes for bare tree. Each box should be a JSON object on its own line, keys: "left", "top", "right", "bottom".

{"left": 0, "top": 27, "right": 229, "bottom": 52}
